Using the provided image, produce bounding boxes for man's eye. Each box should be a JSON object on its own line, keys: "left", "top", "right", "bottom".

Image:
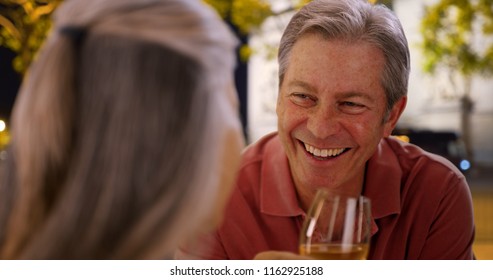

{"left": 341, "top": 101, "right": 363, "bottom": 107}
{"left": 339, "top": 101, "right": 367, "bottom": 114}
{"left": 294, "top": 93, "right": 310, "bottom": 99}
{"left": 289, "top": 93, "right": 316, "bottom": 107}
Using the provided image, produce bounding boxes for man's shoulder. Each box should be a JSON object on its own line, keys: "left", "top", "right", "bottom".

{"left": 385, "top": 136, "right": 463, "bottom": 176}
{"left": 233, "top": 131, "right": 288, "bottom": 205}
{"left": 241, "top": 132, "right": 280, "bottom": 166}
{"left": 382, "top": 137, "right": 467, "bottom": 194}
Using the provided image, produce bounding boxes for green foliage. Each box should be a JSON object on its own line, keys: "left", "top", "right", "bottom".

{"left": 0, "top": 128, "right": 10, "bottom": 151}
{"left": 204, "top": 0, "right": 292, "bottom": 34}
{"left": 420, "top": 0, "right": 493, "bottom": 77}
{"left": 369, "top": 0, "right": 393, "bottom": 8}
{"left": 231, "top": 0, "right": 272, "bottom": 34}
{"left": 1, "top": 0, "right": 385, "bottom": 74}
{"left": 0, "top": 0, "right": 62, "bottom": 74}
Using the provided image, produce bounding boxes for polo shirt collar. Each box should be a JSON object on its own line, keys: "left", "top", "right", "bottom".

{"left": 260, "top": 134, "right": 304, "bottom": 217}
{"left": 363, "top": 137, "right": 402, "bottom": 219}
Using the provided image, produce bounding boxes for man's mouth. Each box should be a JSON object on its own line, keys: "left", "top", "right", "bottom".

{"left": 303, "top": 142, "right": 348, "bottom": 159}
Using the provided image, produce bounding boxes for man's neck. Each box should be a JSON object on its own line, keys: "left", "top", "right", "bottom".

{"left": 295, "top": 171, "right": 365, "bottom": 213}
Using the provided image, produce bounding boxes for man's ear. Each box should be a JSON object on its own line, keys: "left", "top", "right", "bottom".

{"left": 383, "top": 96, "right": 407, "bottom": 137}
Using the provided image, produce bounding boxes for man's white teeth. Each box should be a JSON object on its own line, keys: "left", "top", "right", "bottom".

{"left": 304, "top": 143, "right": 345, "bottom": 158}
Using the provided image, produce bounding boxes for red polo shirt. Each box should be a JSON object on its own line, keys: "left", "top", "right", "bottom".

{"left": 177, "top": 132, "right": 475, "bottom": 259}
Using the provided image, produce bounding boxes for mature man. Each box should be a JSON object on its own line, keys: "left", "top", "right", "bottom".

{"left": 177, "top": 0, "right": 475, "bottom": 259}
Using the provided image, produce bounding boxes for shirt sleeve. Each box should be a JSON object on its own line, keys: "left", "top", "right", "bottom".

{"left": 418, "top": 175, "right": 475, "bottom": 259}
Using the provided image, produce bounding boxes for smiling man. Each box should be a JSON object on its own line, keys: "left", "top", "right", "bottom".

{"left": 177, "top": 0, "right": 475, "bottom": 260}
{"left": 276, "top": 35, "right": 405, "bottom": 212}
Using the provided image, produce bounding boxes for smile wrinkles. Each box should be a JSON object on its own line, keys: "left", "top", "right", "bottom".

{"left": 303, "top": 143, "right": 346, "bottom": 157}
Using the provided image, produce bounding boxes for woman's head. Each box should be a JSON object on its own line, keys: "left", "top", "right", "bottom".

{"left": 0, "top": 0, "right": 243, "bottom": 259}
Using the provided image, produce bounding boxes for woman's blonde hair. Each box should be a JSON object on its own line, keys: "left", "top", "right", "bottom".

{"left": 0, "top": 0, "right": 240, "bottom": 259}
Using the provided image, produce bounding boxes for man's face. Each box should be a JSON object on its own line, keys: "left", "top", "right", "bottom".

{"left": 277, "top": 33, "right": 403, "bottom": 197}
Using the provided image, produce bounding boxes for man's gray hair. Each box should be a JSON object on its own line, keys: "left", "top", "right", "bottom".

{"left": 279, "top": 0, "right": 410, "bottom": 114}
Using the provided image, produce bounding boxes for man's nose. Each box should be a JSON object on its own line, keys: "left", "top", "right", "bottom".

{"left": 306, "top": 105, "right": 341, "bottom": 139}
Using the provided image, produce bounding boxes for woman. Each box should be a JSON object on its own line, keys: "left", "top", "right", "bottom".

{"left": 0, "top": 0, "right": 244, "bottom": 259}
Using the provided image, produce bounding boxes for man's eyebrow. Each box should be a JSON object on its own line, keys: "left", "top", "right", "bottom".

{"left": 287, "top": 80, "right": 378, "bottom": 103}
{"left": 286, "top": 80, "right": 316, "bottom": 92}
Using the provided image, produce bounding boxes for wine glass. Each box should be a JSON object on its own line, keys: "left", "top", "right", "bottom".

{"left": 299, "top": 189, "right": 372, "bottom": 260}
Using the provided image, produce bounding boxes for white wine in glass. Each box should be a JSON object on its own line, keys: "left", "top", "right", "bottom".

{"left": 299, "top": 189, "right": 371, "bottom": 260}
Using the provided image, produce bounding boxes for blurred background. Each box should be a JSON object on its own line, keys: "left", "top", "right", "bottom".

{"left": 1, "top": 0, "right": 492, "bottom": 259}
